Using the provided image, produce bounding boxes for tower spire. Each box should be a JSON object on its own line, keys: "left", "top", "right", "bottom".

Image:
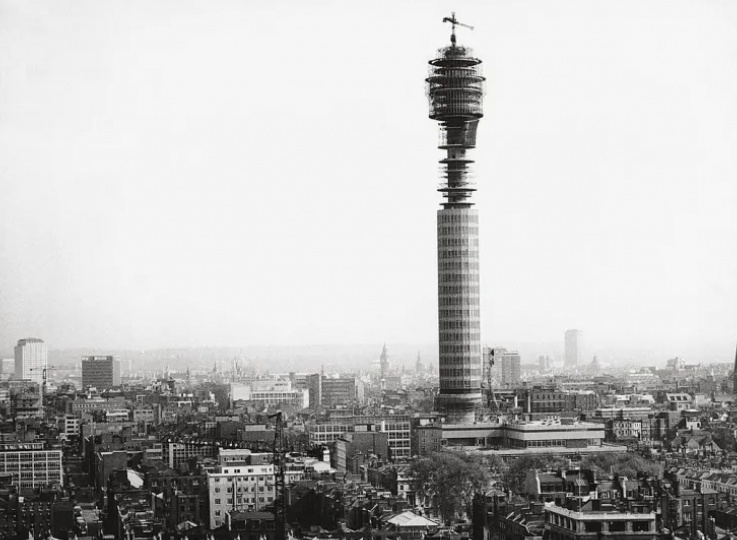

{"left": 380, "top": 344, "right": 389, "bottom": 380}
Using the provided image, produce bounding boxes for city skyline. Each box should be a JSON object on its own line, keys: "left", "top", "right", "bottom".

{"left": 1, "top": 1, "right": 736, "bottom": 354}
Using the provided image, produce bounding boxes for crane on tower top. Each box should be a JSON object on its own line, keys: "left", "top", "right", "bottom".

{"left": 443, "top": 12, "right": 474, "bottom": 45}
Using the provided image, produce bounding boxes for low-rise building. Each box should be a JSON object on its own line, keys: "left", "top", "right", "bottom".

{"left": 0, "top": 442, "right": 63, "bottom": 490}
{"left": 162, "top": 440, "right": 218, "bottom": 470}
{"left": 61, "top": 414, "right": 81, "bottom": 439}
{"left": 206, "top": 449, "right": 303, "bottom": 529}
{"left": 444, "top": 418, "right": 624, "bottom": 459}
{"left": 410, "top": 415, "right": 442, "bottom": 457}
{"left": 332, "top": 431, "right": 389, "bottom": 472}
{"left": 308, "top": 415, "right": 411, "bottom": 461}
{"left": 545, "top": 503, "right": 663, "bottom": 540}
{"left": 231, "top": 379, "right": 309, "bottom": 409}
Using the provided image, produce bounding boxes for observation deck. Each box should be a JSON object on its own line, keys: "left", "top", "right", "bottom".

{"left": 426, "top": 45, "right": 485, "bottom": 207}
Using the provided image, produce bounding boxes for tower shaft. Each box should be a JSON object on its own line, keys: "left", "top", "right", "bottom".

{"left": 436, "top": 208, "right": 482, "bottom": 423}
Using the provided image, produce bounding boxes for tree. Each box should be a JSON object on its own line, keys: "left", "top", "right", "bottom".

{"left": 581, "top": 453, "right": 660, "bottom": 479}
{"left": 502, "top": 455, "right": 569, "bottom": 494}
{"left": 409, "top": 451, "right": 491, "bottom": 522}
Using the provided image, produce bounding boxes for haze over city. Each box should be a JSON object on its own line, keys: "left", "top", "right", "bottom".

{"left": 1, "top": 0, "right": 736, "bottom": 363}
{"left": 5, "top": 4, "right": 737, "bottom": 540}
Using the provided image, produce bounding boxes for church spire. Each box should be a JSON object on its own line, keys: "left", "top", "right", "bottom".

{"left": 380, "top": 343, "right": 389, "bottom": 379}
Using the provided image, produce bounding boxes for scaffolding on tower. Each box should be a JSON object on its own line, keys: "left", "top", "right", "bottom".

{"left": 426, "top": 13, "right": 485, "bottom": 208}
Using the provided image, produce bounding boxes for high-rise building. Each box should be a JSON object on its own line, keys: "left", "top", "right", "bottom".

{"left": 14, "top": 338, "right": 47, "bottom": 383}
{"left": 81, "top": 355, "right": 121, "bottom": 390}
{"left": 499, "top": 350, "right": 521, "bottom": 386}
{"left": 427, "top": 15, "right": 486, "bottom": 424}
{"left": 564, "top": 329, "right": 582, "bottom": 369}
{"left": 485, "top": 348, "right": 521, "bottom": 387}
{"left": 538, "top": 355, "right": 553, "bottom": 371}
{"left": 306, "top": 374, "right": 363, "bottom": 408}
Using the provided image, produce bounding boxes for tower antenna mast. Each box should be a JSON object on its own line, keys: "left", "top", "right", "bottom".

{"left": 442, "top": 12, "right": 474, "bottom": 45}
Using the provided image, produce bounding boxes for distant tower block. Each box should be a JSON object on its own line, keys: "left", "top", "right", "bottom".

{"left": 564, "top": 329, "right": 583, "bottom": 369}
{"left": 427, "top": 14, "right": 485, "bottom": 424}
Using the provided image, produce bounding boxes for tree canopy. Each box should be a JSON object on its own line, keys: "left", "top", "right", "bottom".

{"left": 581, "top": 453, "right": 661, "bottom": 479}
{"left": 502, "top": 455, "right": 569, "bottom": 494}
{"left": 409, "top": 451, "right": 492, "bottom": 522}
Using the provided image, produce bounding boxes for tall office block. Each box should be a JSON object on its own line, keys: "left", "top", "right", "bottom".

{"left": 427, "top": 15, "right": 485, "bottom": 424}
{"left": 499, "top": 350, "right": 521, "bottom": 386}
{"left": 564, "top": 329, "right": 582, "bottom": 369}
{"left": 81, "top": 355, "right": 121, "bottom": 390}
{"left": 14, "top": 338, "right": 47, "bottom": 383}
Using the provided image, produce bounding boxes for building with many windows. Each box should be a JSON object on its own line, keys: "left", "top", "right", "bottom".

{"left": 498, "top": 349, "right": 521, "bottom": 387}
{"left": 230, "top": 379, "right": 308, "bottom": 409}
{"left": 442, "top": 418, "right": 624, "bottom": 459}
{"left": 410, "top": 414, "right": 442, "bottom": 457}
{"left": 308, "top": 415, "right": 411, "bottom": 460}
{"left": 545, "top": 503, "right": 661, "bottom": 540}
{"left": 207, "top": 450, "right": 302, "bottom": 529}
{"left": 81, "top": 355, "right": 121, "bottom": 390}
{"left": 517, "top": 385, "right": 567, "bottom": 415}
{"left": 0, "top": 442, "right": 63, "bottom": 490}
{"left": 10, "top": 383, "right": 43, "bottom": 419}
{"left": 306, "top": 374, "right": 364, "bottom": 408}
{"left": 14, "top": 338, "right": 47, "bottom": 383}
{"left": 564, "top": 330, "right": 582, "bottom": 369}
{"left": 163, "top": 441, "right": 218, "bottom": 470}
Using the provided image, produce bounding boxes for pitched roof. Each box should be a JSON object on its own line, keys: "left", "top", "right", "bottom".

{"left": 385, "top": 511, "right": 439, "bottom": 527}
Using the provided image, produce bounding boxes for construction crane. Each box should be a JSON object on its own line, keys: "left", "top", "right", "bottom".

{"left": 442, "top": 12, "right": 474, "bottom": 45}
{"left": 483, "top": 348, "right": 499, "bottom": 412}
{"left": 28, "top": 366, "right": 55, "bottom": 396}
{"left": 269, "top": 411, "right": 286, "bottom": 540}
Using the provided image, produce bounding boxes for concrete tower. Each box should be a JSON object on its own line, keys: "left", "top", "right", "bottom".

{"left": 427, "top": 14, "right": 485, "bottom": 424}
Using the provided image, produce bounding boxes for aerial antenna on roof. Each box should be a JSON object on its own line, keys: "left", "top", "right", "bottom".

{"left": 443, "top": 12, "right": 474, "bottom": 46}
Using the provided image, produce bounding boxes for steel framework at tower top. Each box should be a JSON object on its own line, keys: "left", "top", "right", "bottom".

{"left": 426, "top": 13, "right": 485, "bottom": 207}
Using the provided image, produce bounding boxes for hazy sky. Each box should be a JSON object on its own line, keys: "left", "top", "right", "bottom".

{"left": 1, "top": 0, "right": 736, "bottom": 358}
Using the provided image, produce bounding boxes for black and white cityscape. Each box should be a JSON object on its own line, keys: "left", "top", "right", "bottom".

{"left": 1, "top": 2, "right": 737, "bottom": 540}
